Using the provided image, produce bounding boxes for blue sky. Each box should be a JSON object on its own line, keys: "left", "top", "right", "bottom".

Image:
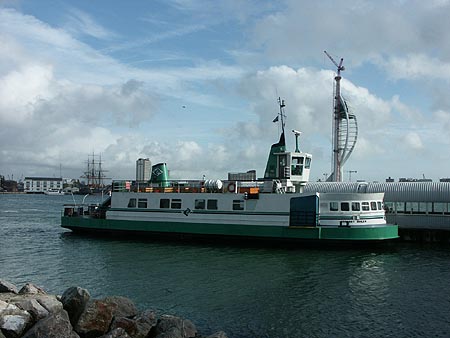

{"left": 1, "top": 0, "right": 450, "bottom": 182}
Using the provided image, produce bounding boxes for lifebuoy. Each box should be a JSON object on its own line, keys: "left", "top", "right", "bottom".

{"left": 227, "top": 183, "right": 236, "bottom": 193}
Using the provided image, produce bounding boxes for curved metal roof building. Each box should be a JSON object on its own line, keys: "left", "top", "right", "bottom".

{"left": 304, "top": 182, "right": 450, "bottom": 202}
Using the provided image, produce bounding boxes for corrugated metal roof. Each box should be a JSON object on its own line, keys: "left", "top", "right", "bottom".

{"left": 304, "top": 182, "right": 450, "bottom": 202}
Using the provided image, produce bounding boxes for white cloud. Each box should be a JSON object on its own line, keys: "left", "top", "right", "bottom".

{"left": 2, "top": 1, "right": 450, "bottom": 183}
{"left": 65, "top": 8, "right": 116, "bottom": 40}
{"left": 403, "top": 132, "right": 424, "bottom": 151}
{"left": 379, "top": 54, "right": 450, "bottom": 81}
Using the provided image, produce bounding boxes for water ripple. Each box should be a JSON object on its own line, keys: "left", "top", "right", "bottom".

{"left": 2, "top": 195, "right": 450, "bottom": 337}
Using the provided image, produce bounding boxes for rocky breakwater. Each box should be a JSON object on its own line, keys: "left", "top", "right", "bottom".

{"left": 0, "top": 280, "right": 227, "bottom": 338}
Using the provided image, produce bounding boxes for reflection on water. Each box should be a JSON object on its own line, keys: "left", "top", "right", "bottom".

{"left": 1, "top": 194, "right": 450, "bottom": 337}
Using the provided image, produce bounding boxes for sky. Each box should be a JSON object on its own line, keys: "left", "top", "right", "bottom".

{"left": 1, "top": 0, "right": 450, "bottom": 183}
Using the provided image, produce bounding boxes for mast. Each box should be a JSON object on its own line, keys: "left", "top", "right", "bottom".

{"left": 264, "top": 98, "right": 287, "bottom": 178}
{"left": 324, "top": 51, "right": 358, "bottom": 182}
{"left": 81, "top": 153, "right": 109, "bottom": 191}
{"left": 278, "top": 97, "right": 286, "bottom": 136}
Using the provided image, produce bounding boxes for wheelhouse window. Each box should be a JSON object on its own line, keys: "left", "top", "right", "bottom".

{"left": 370, "top": 202, "right": 377, "bottom": 210}
{"left": 351, "top": 202, "right": 360, "bottom": 211}
{"left": 330, "top": 202, "right": 339, "bottom": 211}
{"left": 171, "top": 199, "right": 182, "bottom": 209}
{"left": 138, "top": 198, "right": 148, "bottom": 208}
{"left": 305, "top": 157, "right": 311, "bottom": 169}
{"left": 160, "top": 199, "right": 170, "bottom": 209}
{"left": 291, "top": 156, "right": 304, "bottom": 176}
{"left": 341, "top": 202, "right": 350, "bottom": 211}
{"left": 195, "top": 199, "right": 205, "bottom": 210}
{"left": 207, "top": 199, "right": 218, "bottom": 210}
{"left": 128, "top": 198, "right": 136, "bottom": 208}
{"left": 362, "top": 202, "right": 370, "bottom": 211}
{"left": 233, "top": 200, "right": 245, "bottom": 210}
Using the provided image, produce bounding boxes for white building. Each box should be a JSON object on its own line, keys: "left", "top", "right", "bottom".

{"left": 136, "top": 158, "right": 151, "bottom": 182}
{"left": 24, "top": 177, "right": 63, "bottom": 194}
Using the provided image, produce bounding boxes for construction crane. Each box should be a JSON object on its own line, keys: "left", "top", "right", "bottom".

{"left": 324, "top": 50, "right": 358, "bottom": 182}
{"left": 324, "top": 50, "right": 345, "bottom": 77}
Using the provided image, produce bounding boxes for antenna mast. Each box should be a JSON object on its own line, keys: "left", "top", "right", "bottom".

{"left": 277, "top": 97, "right": 286, "bottom": 136}
{"left": 324, "top": 50, "right": 358, "bottom": 182}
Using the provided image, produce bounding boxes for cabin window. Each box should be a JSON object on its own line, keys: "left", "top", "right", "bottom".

{"left": 351, "top": 202, "right": 360, "bottom": 211}
{"left": 370, "top": 202, "right": 377, "bottom": 210}
{"left": 362, "top": 202, "right": 370, "bottom": 211}
{"left": 138, "top": 198, "right": 148, "bottom": 208}
{"left": 171, "top": 199, "right": 182, "bottom": 209}
{"left": 207, "top": 199, "right": 218, "bottom": 210}
{"left": 233, "top": 200, "right": 245, "bottom": 210}
{"left": 195, "top": 199, "right": 205, "bottom": 210}
{"left": 160, "top": 199, "right": 170, "bottom": 209}
{"left": 341, "top": 202, "right": 349, "bottom": 211}
{"left": 329, "top": 202, "right": 339, "bottom": 211}
{"left": 128, "top": 198, "right": 137, "bottom": 208}
{"left": 305, "top": 157, "right": 311, "bottom": 169}
{"left": 291, "top": 157, "right": 304, "bottom": 176}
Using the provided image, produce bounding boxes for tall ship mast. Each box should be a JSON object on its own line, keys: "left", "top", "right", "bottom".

{"left": 324, "top": 51, "right": 358, "bottom": 182}
{"left": 81, "top": 153, "right": 109, "bottom": 191}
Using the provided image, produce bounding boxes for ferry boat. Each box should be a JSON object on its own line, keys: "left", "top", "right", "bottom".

{"left": 61, "top": 100, "right": 398, "bottom": 243}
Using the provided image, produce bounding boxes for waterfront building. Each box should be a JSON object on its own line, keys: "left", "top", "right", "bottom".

{"left": 24, "top": 177, "right": 63, "bottom": 194}
{"left": 136, "top": 158, "right": 151, "bottom": 183}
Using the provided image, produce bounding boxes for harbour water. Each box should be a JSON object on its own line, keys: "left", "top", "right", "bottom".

{"left": 1, "top": 194, "right": 450, "bottom": 337}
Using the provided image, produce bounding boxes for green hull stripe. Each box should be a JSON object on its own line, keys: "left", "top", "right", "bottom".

{"left": 111, "top": 208, "right": 384, "bottom": 221}
{"left": 61, "top": 217, "right": 398, "bottom": 241}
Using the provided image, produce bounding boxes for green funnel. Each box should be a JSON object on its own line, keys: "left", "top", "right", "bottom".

{"left": 151, "top": 163, "right": 169, "bottom": 187}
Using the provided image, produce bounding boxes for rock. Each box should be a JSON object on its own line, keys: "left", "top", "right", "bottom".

{"left": 134, "top": 310, "right": 157, "bottom": 338}
{"left": 154, "top": 327, "right": 182, "bottom": 338}
{"left": 18, "top": 283, "right": 46, "bottom": 295}
{"left": 21, "top": 309, "right": 79, "bottom": 338}
{"left": 103, "top": 296, "right": 138, "bottom": 319}
{"left": 61, "top": 286, "right": 90, "bottom": 326}
{"left": 14, "top": 299, "right": 49, "bottom": 321}
{"left": 99, "top": 327, "right": 131, "bottom": 338}
{"left": 110, "top": 317, "right": 137, "bottom": 336}
{"left": 205, "top": 331, "right": 228, "bottom": 338}
{"left": 0, "top": 301, "right": 33, "bottom": 338}
{"left": 152, "top": 315, "right": 197, "bottom": 338}
{"left": 0, "top": 294, "right": 61, "bottom": 315}
{"left": 0, "top": 300, "right": 16, "bottom": 313}
{"left": 110, "top": 309, "right": 157, "bottom": 338}
{"left": 0, "top": 281, "right": 18, "bottom": 294}
{"left": 75, "top": 299, "right": 116, "bottom": 338}
{"left": 0, "top": 328, "right": 6, "bottom": 338}
{"left": 34, "top": 295, "right": 63, "bottom": 313}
